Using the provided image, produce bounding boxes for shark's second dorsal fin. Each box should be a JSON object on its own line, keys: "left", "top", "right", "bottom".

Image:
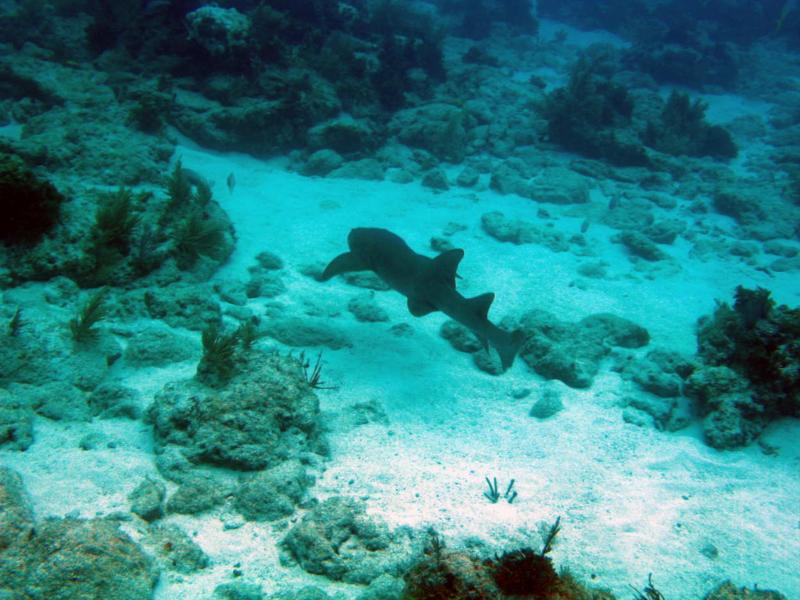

{"left": 468, "top": 292, "right": 495, "bottom": 320}
{"left": 319, "top": 252, "right": 367, "bottom": 281}
{"left": 429, "top": 249, "right": 464, "bottom": 288}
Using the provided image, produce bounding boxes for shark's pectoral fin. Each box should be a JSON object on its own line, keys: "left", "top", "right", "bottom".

{"left": 407, "top": 297, "right": 437, "bottom": 317}
{"left": 320, "top": 252, "right": 367, "bottom": 281}
{"left": 468, "top": 292, "right": 495, "bottom": 320}
{"left": 430, "top": 249, "right": 464, "bottom": 288}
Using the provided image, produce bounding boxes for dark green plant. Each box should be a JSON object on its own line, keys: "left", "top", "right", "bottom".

{"left": 541, "top": 56, "right": 648, "bottom": 167}
{"left": 484, "top": 476, "right": 500, "bottom": 503}
{"left": 630, "top": 574, "right": 665, "bottom": 600}
{"left": 423, "top": 527, "right": 446, "bottom": 564}
{"left": 7, "top": 306, "right": 22, "bottom": 336}
{"left": 485, "top": 517, "right": 563, "bottom": 596}
{"left": 69, "top": 287, "right": 109, "bottom": 342}
{"left": 130, "top": 224, "right": 162, "bottom": 276}
{"left": 249, "top": 4, "right": 289, "bottom": 63}
{"left": 701, "top": 124, "right": 738, "bottom": 159}
{"left": 161, "top": 162, "right": 229, "bottom": 270}
{"left": 174, "top": 210, "right": 227, "bottom": 270}
{"left": 0, "top": 154, "right": 65, "bottom": 244}
{"left": 697, "top": 286, "right": 800, "bottom": 419}
{"left": 194, "top": 178, "right": 213, "bottom": 205}
{"left": 235, "top": 319, "right": 258, "bottom": 351}
{"left": 367, "top": 0, "right": 446, "bottom": 109}
{"left": 538, "top": 515, "right": 561, "bottom": 556}
{"left": 91, "top": 188, "right": 141, "bottom": 254}
{"left": 642, "top": 90, "right": 737, "bottom": 159}
{"left": 661, "top": 91, "right": 707, "bottom": 134}
{"left": 489, "top": 548, "right": 559, "bottom": 597}
{"left": 298, "top": 350, "right": 336, "bottom": 390}
{"left": 79, "top": 187, "right": 148, "bottom": 285}
{"left": 403, "top": 532, "right": 498, "bottom": 599}
{"left": 0, "top": 64, "right": 62, "bottom": 104}
{"left": 550, "top": 55, "right": 633, "bottom": 127}
{"left": 127, "top": 91, "right": 171, "bottom": 133}
{"left": 483, "top": 477, "right": 517, "bottom": 503}
{"left": 165, "top": 160, "right": 192, "bottom": 213}
{"left": 197, "top": 323, "right": 240, "bottom": 384}
{"left": 733, "top": 285, "right": 774, "bottom": 330}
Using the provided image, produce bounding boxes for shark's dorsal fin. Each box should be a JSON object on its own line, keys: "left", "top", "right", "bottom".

{"left": 468, "top": 292, "right": 495, "bottom": 320}
{"left": 407, "top": 297, "right": 437, "bottom": 317}
{"left": 429, "top": 249, "right": 464, "bottom": 288}
{"left": 319, "top": 252, "right": 368, "bottom": 281}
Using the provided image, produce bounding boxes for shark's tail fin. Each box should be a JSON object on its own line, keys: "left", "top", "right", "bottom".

{"left": 496, "top": 328, "right": 526, "bottom": 372}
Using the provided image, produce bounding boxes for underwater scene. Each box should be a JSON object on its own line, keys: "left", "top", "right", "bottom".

{"left": 1, "top": 0, "right": 799, "bottom": 599}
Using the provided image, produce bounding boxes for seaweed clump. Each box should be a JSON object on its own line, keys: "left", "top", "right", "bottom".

{"left": 70, "top": 163, "right": 234, "bottom": 286}
{"left": 196, "top": 322, "right": 251, "bottom": 387}
{"left": 642, "top": 90, "right": 737, "bottom": 160}
{"left": 402, "top": 529, "right": 499, "bottom": 599}
{"left": 367, "top": 0, "right": 447, "bottom": 110}
{"left": 687, "top": 286, "right": 800, "bottom": 448}
{"left": 161, "top": 162, "right": 234, "bottom": 271}
{"left": 127, "top": 90, "right": 172, "bottom": 134}
{"left": 541, "top": 54, "right": 649, "bottom": 167}
{"left": 0, "top": 154, "right": 65, "bottom": 244}
{"left": 487, "top": 517, "right": 564, "bottom": 597}
{"left": 81, "top": 187, "right": 146, "bottom": 285}
{"left": 69, "top": 288, "right": 109, "bottom": 343}
{"left": 630, "top": 574, "right": 665, "bottom": 600}
{"left": 403, "top": 518, "right": 614, "bottom": 599}
{"left": 696, "top": 286, "right": 799, "bottom": 418}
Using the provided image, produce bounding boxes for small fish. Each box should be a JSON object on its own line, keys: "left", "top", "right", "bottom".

{"left": 608, "top": 196, "right": 619, "bottom": 210}
{"left": 227, "top": 172, "right": 236, "bottom": 194}
{"left": 580, "top": 218, "right": 591, "bottom": 234}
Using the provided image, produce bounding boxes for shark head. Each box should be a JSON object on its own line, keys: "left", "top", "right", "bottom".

{"left": 319, "top": 227, "right": 410, "bottom": 281}
{"left": 347, "top": 227, "right": 376, "bottom": 250}
{"left": 347, "top": 227, "right": 409, "bottom": 262}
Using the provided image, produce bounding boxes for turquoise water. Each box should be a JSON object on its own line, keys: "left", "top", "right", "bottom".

{"left": 1, "top": 2, "right": 799, "bottom": 599}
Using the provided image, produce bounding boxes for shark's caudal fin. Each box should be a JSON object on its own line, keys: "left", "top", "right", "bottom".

{"left": 466, "top": 293, "right": 525, "bottom": 370}
{"left": 496, "top": 328, "right": 526, "bottom": 372}
{"left": 319, "top": 252, "right": 367, "bottom": 281}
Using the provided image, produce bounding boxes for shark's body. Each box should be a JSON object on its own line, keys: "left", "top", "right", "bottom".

{"left": 320, "top": 228, "right": 525, "bottom": 370}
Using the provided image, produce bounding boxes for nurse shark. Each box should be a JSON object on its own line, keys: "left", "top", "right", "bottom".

{"left": 320, "top": 227, "right": 525, "bottom": 371}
